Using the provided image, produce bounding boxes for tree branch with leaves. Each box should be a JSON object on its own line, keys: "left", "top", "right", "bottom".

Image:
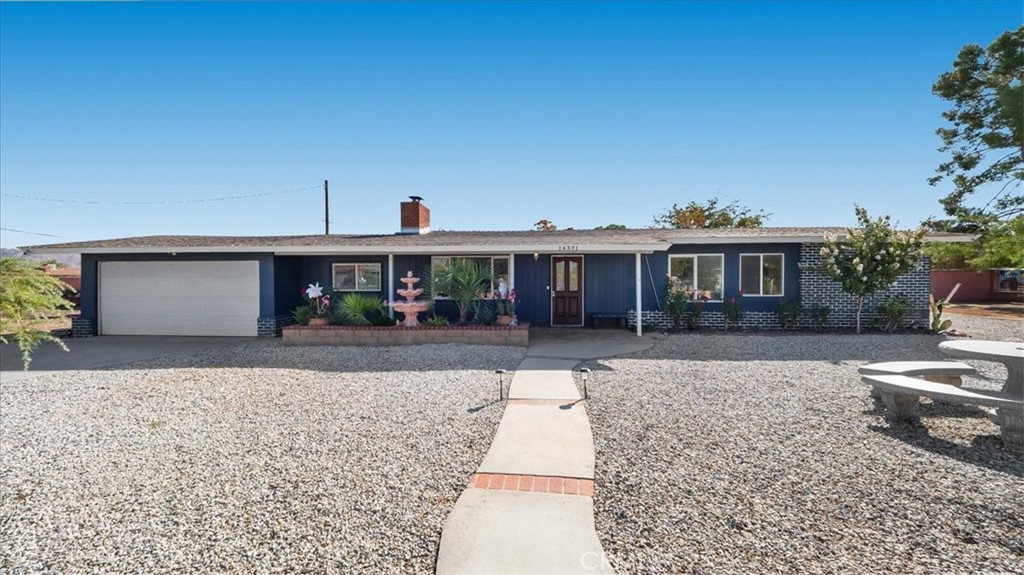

{"left": 0, "top": 257, "right": 74, "bottom": 369}
{"left": 929, "top": 26, "right": 1023, "bottom": 228}
{"left": 653, "top": 197, "right": 770, "bottom": 229}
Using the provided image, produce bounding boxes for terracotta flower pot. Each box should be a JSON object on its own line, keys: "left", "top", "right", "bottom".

{"left": 308, "top": 317, "right": 330, "bottom": 326}
{"left": 496, "top": 315, "right": 515, "bottom": 326}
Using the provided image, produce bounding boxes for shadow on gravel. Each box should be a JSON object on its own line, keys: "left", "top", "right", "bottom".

{"left": 605, "top": 333, "right": 952, "bottom": 364}
{"left": 868, "top": 424, "right": 1023, "bottom": 478}
{"left": 467, "top": 399, "right": 503, "bottom": 413}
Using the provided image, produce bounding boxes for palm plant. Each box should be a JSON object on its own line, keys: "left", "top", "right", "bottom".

{"left": 422, "top": 258, "right": 492, "bottom": 325}
{"left": 337, "top": 292, "right": 386, "bottom": 325}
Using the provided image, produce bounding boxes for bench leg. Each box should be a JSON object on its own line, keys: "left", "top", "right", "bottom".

{"left": 879, "top": 390, "right": 920, "bottom": 421}
{"left": 997, "top": 409, "right": 1023, "bottom": 450}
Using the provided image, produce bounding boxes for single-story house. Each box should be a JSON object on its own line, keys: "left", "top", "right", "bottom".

{"left": 25, "top": 198, "right": 969, "bottom": 337}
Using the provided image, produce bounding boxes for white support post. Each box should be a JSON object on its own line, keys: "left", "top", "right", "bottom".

{"left": 508, "top": 253, "right": 515, "bottom": 290}
{"left": 387, "top": 254, "right": 395, "bottom": 318}
{"left": 635, "top": 252, "right": 642, "bottom": 337}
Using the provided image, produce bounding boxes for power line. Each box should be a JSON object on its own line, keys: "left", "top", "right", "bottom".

{"left": 0, "top": 227, "right": 64, "bottom": 238}
{"left": 1, "top": 184, "right": 322, "bottom": 206}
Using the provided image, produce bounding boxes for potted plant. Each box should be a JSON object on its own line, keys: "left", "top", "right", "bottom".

{"left": 303, "top": 282, "right": 331, "bottom": 326}
{"left": 495, "top": 287, "right": 518, "bottom": 326}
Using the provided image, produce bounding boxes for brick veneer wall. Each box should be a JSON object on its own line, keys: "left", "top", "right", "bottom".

{"left": 797, "top": 243, "right": 931, "bottom": 330}
{"left": 627, "top": 243, "right": 932, "bottom": 331}
{"left": 70, "top": 315, "right": 96, "bottom": 337}
{"left": 282, "top": 324, "right": 529, "bottom": 346}
{"left": 258, "top": 315, "right": 297, "bottom": 337}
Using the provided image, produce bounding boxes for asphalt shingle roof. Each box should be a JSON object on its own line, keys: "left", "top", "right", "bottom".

{"left": 24, "top": 227, "right": 969, "bottom": 252}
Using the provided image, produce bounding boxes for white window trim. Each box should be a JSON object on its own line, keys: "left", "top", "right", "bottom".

{"left": 332, "top": 262, "right": 382, "bottom": 292}
{"left": 667, "top": 253, "right": 725, "bottom": 302}
{"left": 738, "top": 253, "right": 785, "bottom": 297}
{"left": 429, "top": 255, "right": 510, "bottom": 300}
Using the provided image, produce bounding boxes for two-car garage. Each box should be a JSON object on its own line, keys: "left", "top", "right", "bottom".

{"left": 98, "top": 261, "right": 260, "bottom": 336}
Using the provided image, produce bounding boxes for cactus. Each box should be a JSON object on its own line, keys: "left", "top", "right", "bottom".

{"left": 929, "top": 293, "right": 953, "bottom": 333}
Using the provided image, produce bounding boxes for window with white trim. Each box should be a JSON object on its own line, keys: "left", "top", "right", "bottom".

{"left": 668, "top": 254, "right": 724, "bottom": 301}
{"left": 430, "top": 256, "right": 510, "bottom": 299}
{"left": 332, "top": 263, "right": 382, "bottom": 291}
{"left": 739, "top": 254, "right": 784, "bottom": 296}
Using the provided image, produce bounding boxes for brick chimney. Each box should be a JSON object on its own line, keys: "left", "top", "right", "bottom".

{"left": 400, "top": 196, "right": 431, "bottom": 234}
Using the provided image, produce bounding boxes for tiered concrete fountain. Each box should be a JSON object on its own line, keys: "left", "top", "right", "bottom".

{"left": 390, "top": 271, "right": 430, "bottom": 327}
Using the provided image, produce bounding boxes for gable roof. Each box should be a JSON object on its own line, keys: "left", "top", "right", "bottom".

{"left": 22, "top": 227, "right": 972, "bottom": 255}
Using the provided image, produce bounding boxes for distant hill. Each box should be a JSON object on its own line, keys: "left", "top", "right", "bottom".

{"left": 0, "top": 248, "right": 81, "bottom": 268}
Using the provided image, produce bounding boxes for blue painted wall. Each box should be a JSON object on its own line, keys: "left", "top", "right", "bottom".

{"left": 646, "top": 243, "right": 802, "bottom": 312}
{"left": 80, "top": 253, "right": 277, "bottom": 320}
{"left": 273, "top": 256, "right": 304, "bottom": 315}
{"left": 511, "top": 254, "right": 550, "bottom": 326}
{"left": 78, "top": 242, "right": 804, "bottom": 329}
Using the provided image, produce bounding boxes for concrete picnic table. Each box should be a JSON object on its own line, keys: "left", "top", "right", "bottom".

{"left": 938, "top": 340, "right": 1024, "bottom": 400}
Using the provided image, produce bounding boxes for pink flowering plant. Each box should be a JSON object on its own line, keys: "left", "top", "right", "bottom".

{"left": 303, "top": 282, "right": 331, "bottom": 317}
{"left": 722, "top": 289, "right": 744, "bottom": 330}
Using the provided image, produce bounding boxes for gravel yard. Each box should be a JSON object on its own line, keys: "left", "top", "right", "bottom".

{"left": 587, "top": 316, "right": 1023, "bottom": 574}
{"left": 1, "top": 341, "right": 523, "bottom": 574}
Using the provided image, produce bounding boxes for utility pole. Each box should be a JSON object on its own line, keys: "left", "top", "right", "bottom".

{"left": 324, "top": 179, "right": 330, "bottom": 235}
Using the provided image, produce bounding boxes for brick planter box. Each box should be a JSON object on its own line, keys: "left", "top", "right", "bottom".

{"left": 282, "top": 323, "right": 529, "bottom": 347}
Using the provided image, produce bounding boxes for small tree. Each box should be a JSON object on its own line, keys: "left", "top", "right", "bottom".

{"left": 820, "top": 207, "right": 925, "bottom": 333}
{"left": 422, "top": 258, "right": 492, "bottom": 325}
{"left": 0, "top": 257, "right": 74, "bottom": 369}
{"left": 534, "top": 219, "right": 557, "bottom": 231}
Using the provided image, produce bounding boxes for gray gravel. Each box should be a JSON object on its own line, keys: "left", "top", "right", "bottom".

{"left": 1, "top": 341, "right": 523, "bottom": 574}
{"left": 587, "top": 316, "right": 1023, "bottom": 574}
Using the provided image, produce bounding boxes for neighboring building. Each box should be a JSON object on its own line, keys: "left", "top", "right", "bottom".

{"left": 25, "top": 198, "right": 969, "bottom": 337}
{"left": 932, "top": 268, "right": 1024, "bottom": 303}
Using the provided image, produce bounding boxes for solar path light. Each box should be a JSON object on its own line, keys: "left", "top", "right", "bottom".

{"left": 578, "top": 367, "right": 590, "bottom": 399}
{"left": 495, "top": 369, "right": 507, "bottom": 401}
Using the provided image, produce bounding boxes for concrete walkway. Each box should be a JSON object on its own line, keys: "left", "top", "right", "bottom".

{"left": 435, "top": 329, "right": 657, "bottom": 574}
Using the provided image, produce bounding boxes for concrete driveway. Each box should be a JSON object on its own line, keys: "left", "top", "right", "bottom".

{"left": 0, "top": 336, "right": 253, "bottom": 383}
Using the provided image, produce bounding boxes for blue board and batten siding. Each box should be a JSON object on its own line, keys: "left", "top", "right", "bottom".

{"left": 75, "top": 243, "right": 806, "bottom": 335}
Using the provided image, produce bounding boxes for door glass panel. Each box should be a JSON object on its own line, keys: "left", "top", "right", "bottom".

{"left": 555, "top": 261, "right": 566, "bottom": 291}
{"left": 569, "top": 260, "right": 579, "bottom": 291}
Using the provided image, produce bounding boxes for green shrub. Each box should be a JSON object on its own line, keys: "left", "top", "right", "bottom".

{"left": 687, "top": 298, "right": 706, "bottom": 330}
{"left": 808, "top": 302, "right": 830, "bottom": 331}
{"left": 338, "top": 293, "right": 386, "bottom": 325}
{"left": 370, "top": 315, "right": 397, "bottom": 327}
{"left": 664, "top": 277, "right": 688, "bottom": 332}
{"left": 292, "top": 305, "right": 312, "bottom": 326}
{"left": 425, "top": 314, "right": 449, "bottom": 327}
{"left": 876, "top": 295, "right": 910, "bottom": 334}
{"left": 776, "top": 299, "right": 802, "bottom": 329}
{"left": 722, "top": 292, "right": 744, "bottom": 330}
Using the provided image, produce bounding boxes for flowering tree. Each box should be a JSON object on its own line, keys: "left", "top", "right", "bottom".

{"left": 820, "top": 207, "right": 925, "bottom": 333}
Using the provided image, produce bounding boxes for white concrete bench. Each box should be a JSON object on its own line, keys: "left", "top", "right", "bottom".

{"left": 858, "top": 361, "right": 976, "bottom": 399}
{"left": 862, "top": 374, "right": 1023, "bottom": 448}
{"left": 858, "top": 361, "right": 976, "bottom": 386}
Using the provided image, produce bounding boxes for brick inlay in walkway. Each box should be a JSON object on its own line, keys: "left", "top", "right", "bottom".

{"left": 468, "top": 473, "right": 595, "bottom": 497}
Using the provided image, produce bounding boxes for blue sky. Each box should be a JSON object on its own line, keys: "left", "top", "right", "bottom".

{"left": 0, "top": 1, "right": 1018, "bottom": 247}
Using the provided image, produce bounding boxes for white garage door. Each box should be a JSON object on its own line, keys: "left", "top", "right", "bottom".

{"left": 99, "top": 261, "right": 260, "bottom": 336}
